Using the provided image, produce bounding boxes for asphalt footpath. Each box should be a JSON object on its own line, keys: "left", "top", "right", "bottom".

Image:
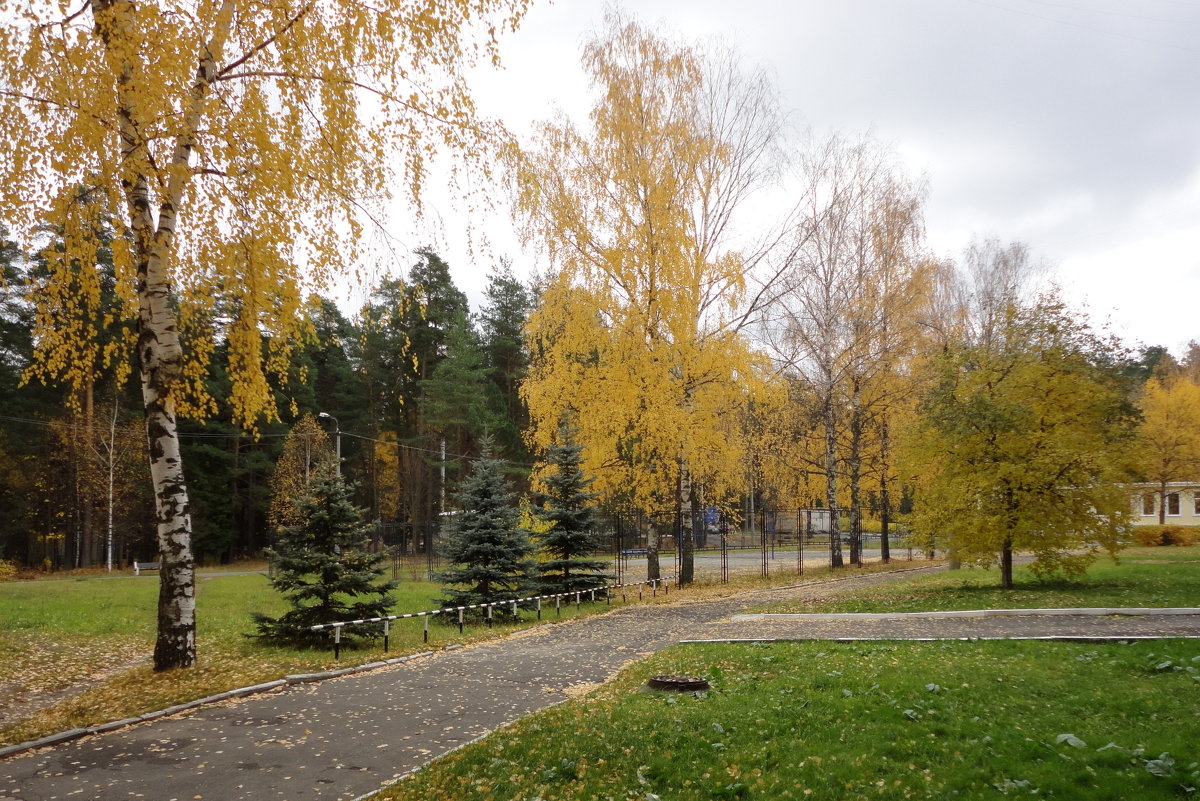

{"left": 3, "top": 566, "right": 1198, "bottom": 801}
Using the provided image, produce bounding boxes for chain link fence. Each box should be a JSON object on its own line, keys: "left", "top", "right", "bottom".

{"left": 372, "top": 508, "right": 934, "bottom": 585}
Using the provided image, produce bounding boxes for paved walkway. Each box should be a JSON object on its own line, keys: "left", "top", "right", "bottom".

{"left": 2, "top": 567, "right": 1198, "bottom": 801}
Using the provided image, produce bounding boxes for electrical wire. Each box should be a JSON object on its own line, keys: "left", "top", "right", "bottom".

{"left": 0, "top": 413, "right": 535, "bottom": 468}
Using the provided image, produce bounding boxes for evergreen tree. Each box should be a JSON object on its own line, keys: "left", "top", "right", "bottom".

{"left": 254, "top": 466, "right": 396, "bottom": 645}
{"left": 533, "top": 418, "right": 608, "bottom": 594}
{"left": 420, "top": 315, "right": 496, "bottom": 500}
{"left": 480, "top": 262, "right": 533, "bottom": 463}
{"left": 357, "top": 250, "right": 474, "bottom": 525}
{"left": 438, "top": 440, "right": 535, "bottom": 614}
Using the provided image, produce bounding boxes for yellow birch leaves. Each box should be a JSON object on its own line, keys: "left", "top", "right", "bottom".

{"left": 1, "top": 0, "right": 531, "bottom": 426}
{"left": 516, "top": 13, "right": 778, "bottom": 514}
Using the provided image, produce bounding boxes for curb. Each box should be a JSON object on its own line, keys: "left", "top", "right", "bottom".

{"left": 731, "top": 607, "right": 1200, "bottom": 621}
{"left": 0, "top": 651, "right": 436, "bottom": 761}
{"left": 680, "top": 635, "right": 1200, "bottom": 644}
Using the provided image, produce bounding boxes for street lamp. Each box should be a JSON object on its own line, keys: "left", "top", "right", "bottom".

{"left": 317, "top": 411, "right": 341, "bottom": 474}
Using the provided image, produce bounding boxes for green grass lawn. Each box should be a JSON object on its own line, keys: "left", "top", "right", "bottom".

{"left": 750, "top": 545, "right": 1200, "bottom": 614}
{"left": 379, "top": 638, "right": 1200, "bottom": 801}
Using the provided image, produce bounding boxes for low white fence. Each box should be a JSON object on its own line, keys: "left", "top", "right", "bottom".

{"left": 310, "top": 577, "right": 675, "bottom": 659}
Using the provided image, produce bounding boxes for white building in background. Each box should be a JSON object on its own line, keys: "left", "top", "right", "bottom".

{"left": 1130, "top": 482, "right": 1200, "bottom": 526}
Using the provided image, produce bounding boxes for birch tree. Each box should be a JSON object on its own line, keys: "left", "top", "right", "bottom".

{"left": 767, "top": 135, "right": 925, "bottom": 568}
{"left": 514, "top": 13, "right": 782, "bottom": 584}
{"left": 0, "top": 0, "right": 530, "bottom": 668}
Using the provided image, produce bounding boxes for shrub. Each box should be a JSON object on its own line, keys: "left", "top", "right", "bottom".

{"left": 1132, "top": 525, "right": 1198, "bottom": 546}
{"left": 0, "top": 559, "right": 15, "bottom": 582}
{"left": 1165, "top": 527, "right": 1197, "bottom": 546}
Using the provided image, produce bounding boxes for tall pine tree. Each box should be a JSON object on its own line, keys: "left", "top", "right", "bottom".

{"left": 438, "top": 439, "right": 535, "bottom": 615}
{"left": 480, "top": 262, "right": 533, "bottom": 464}
{"left": 534, "top": 418, "right": 608, "bottom": 594}
{"left": 254, "top": 466, "right": 396, "bottom": 645}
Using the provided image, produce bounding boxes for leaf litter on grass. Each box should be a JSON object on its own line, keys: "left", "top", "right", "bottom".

{"left": 378, "top": 638, "right": 1200, "bottom": 801}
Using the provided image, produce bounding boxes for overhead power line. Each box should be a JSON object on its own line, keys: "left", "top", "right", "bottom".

{"left": 0, "top": 413, "right": 535, "bottom": 468}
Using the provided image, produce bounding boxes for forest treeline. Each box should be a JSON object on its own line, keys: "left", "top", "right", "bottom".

{"left": 0, "top": 237, "right": 534, "bottom": 568}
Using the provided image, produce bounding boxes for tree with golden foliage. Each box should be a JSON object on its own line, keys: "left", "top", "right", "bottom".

{"left": 0, "top": 0, "right": 529, "bottom": 669}
{"left": 513, "top": 13, "right": 782, "bottom": 584}
{"left": 1136, "top": 376, "right": 1200, "bottom": 523}
{"left": 268, "top": 415, "right": 336, "bottom": 531}
{"left": 907, "top": 297, "right": 1134, "bottom": 588}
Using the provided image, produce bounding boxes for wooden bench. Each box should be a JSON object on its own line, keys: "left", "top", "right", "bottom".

{"left": 620, "top": 548, "right": 649, "bottom": 558}
{"left": 133, "top": 561, "right": 161, "bottom": 575}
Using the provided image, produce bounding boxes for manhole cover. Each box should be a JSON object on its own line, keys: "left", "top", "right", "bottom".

{"left": 646, "top": 675, "right": 711, "bottom": 692}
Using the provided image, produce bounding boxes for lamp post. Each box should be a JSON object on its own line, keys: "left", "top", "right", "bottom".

{"left": 318, "top": 412, "right": 341, "bottom": 474}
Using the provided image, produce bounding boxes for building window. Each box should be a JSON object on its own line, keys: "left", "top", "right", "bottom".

{"left": 1167, "top": 492, "right": 1181, "bottom": 516}
{"left": 1143, "top": 494, "right": 1156, "bottom": 515}
{"left": 1194, "top": 492, "right": 1200, "bottom": 516}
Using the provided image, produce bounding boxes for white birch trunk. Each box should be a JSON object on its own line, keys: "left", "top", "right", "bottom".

{"left": 824, "top": 384, "right": 843, "bottom": 568}
{"left": 91, "top": 0, "right": 236, "bottom": 670}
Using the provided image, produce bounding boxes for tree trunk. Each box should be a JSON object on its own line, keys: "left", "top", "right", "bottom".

{"left": 645, "top": 520, "right": 661, "bottom": 581}
{"left": 848, "top": 375, "right": 863, "bottom": 567}
{"left": 81, "top": 380, "right": 96, "bottom": 567}
{"left": 143, "top": 328, "right": 197, "bottom": 671}
{"left": 105, "top": 398, "right": 119, "bottom": 572}
{"left": 70, "top": 412, "right": 82, "bottom": 569}
{"left": 1159, "top": 481, "right": 1167, "bottom": 525}
{"left": 679, "top": 461, "right": 694, "bottom": 586}
{"left": 139, "top": 225, "right": 197, "bottom": 669}
{"left": 824, "top": 391, "right": 842, "bottom": 568}
{"left": 879, "top": 417, "right": 891, "bottom": 564}
{"left": 1000, "top": 537, "right": 1013, "bottom": 589}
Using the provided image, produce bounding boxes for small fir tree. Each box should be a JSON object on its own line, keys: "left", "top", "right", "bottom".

{"left": 534, "top": 418, "right": 608, "bottom": 594}
{"left": 438, "top": 440, "right": 536, "bottom": 615}
{"left": 254, "top": 466, "right": 396, "bottom": 645}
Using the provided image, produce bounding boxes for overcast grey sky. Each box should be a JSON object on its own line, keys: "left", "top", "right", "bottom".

{"left": 402, "top": 0, "right": 1200, "bottom": 354}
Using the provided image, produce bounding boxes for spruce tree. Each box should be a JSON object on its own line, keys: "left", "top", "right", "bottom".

{"left": 533, "top": 418, "right": 609, "bottom": 594}
{"left": 254, "top": 466, "right": 396, "bottom": 645}
{"left": 438, "top": 440, "right": 535, "bottom": 615}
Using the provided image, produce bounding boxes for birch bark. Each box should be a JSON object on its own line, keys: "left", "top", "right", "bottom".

{"left": 91, "top": 0, "right": 235, "bottom": 670}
